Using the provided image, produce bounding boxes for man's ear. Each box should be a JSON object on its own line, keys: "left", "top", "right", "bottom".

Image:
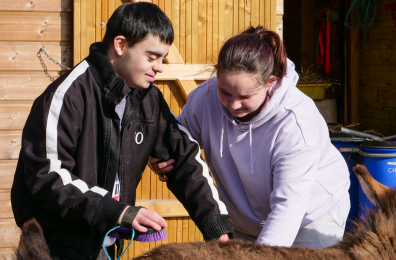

{"left": 114, "top": 36, "right": 127, "bottom": 56}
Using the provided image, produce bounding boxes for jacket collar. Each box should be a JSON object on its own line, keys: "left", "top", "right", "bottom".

{"left": 85, "top": 42, "right": 151, "bottom": 111}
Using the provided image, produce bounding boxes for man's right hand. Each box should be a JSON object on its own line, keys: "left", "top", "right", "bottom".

{"left": 118, "top": 206, "right": 167, "bottom": 233}
{"left": 147, "top": 156, "right": 175, "bottom": 182}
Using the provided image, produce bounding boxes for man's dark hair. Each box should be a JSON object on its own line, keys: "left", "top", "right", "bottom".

{"left": 102, "top": 2, "right": 174, "bottom": 51}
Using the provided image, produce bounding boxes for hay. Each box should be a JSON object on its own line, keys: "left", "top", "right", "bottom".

{"left": 298, "top": 64, "right": 340, "bottom": 85}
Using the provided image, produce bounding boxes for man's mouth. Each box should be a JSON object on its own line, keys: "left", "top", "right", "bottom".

{"left": 146, "top": 74, "right": 156, "bottom": 82}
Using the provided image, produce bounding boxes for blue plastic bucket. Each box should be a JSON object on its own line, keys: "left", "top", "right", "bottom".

{"left": 358, "top": 140, "right": 396, "bottom": 216}
{"left": 330, "top": 136, "right": 364, "bottom": 232}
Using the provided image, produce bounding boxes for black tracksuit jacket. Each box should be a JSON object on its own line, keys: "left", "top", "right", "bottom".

{"left": 11, "top": 42, "right": 232, "bottom": 259}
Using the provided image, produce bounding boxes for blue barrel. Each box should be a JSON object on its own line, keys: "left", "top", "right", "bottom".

{"left": 358, "top": 140, "right": 396, "bottom": 215}
{"left": 330, "top": 135, "right": 364, "bottom": 232}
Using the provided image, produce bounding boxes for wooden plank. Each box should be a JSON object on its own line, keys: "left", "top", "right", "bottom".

{"left": 244, "top": 0, "right": 251, "bottom": 29}
{"left": 86, "top": 0, "right": 96, "bottom": 60}
{"left": 251, "top": 0, "right": 259, "bottom": 27}
{"left": 259, "top": 0, "right": 264, "bottom": 26}
{"left": 0, "top": 102, "right": 33, "bottom": 131}
{"left": 191, "top": 0, "right": 199, "bottom": 63}
{"left": 101, "top": 0, "right": 108, "bottom": 41}
{"left": 0, "top": 71, "right": 57, "bottom": 101}
{"left": 0, "top": 220, "right": 20, "bottom": 249}
{"left": 175, "top": 79, "right": 198, "bottom": 101}
{"left": 182, "top": 217, "right": 189, "bottom": 242}
{"left": 95, "top": 0, "right": 102, "bottom": 42}
{"left": 233, "top": 0, "right": 238, "bottom": 35}
{"left": 213, "top": 0, "right": 220, "bottom": 62}
{"left": 0, "top": 0, "right": 72, "bottom": 12}
{"left": 80, "top": 0, "right": 88, "bottom": 60}
{"left": 270, "top": 0, "right": 276, "bottom": 31}
{"left": 0, "top": 42, "right": 73, "bottom": 71}
{"left": 180, "top": 0, "right": 186, "bottom": 60}
{"left": 0, "top": 247, "right": 17, "bottom": 260}
{"left": 0, "top": 160, "right": 17, "bottom": 190}
{"left": 188, "top": 218, "right": 195, "bottom": 242}
{"left": 165, "top": 0, "right": 172, "bottom": 19}
{"left": 185, "top": 0, "right": 192, "bottom": 64}
{"left": 158, "top": 64, "right": 213, "bottom": 80}
{"left": 176, "top": 217, "right": 183, "bottom": 243}
{"left": 224, "top": 0, "right": 232, "bottom": 42}
{"left": 140, "top": 166, "right": 151, "bottom": 200}
{"left": 207, "top": 0, "right": 213, "bottom": 63}
{"left": 264, "top": 0, "right": 270, "bottom": 28}
{"left": 0, "top": 193, "right": 13, "bottom": 218}
{"left": 238, "top": 0, "right": 244, "bottom": 32}
{"left": 0, "top": 131, "right": 22, "bottom": 160}
{"left": 74, "top": 0, "right": 81, "bottom": 65}
{"left": 171, "top": 0, "right": 180, "bottom": 51}
{"left": 0, "top": 12, "right": 72, "bottom": 42}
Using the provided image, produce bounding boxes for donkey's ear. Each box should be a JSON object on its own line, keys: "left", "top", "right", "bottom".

{"left": 353, "top": 164, "right": 391, "bottom": 207}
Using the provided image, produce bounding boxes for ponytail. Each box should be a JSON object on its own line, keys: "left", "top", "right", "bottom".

{"left": 216, "top": 25, "right": 287, "bottom": 84}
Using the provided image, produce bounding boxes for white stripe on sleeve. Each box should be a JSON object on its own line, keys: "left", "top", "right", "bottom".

{"left": 45, "top": 61, "right": 108, "bottom": 197}
{"left": 176, "top": 121, "right": 228, "bottom": 215}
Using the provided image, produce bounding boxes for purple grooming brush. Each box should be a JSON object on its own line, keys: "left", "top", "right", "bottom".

{"left": 109, "top": 226, "right": 167, "bottom": 242}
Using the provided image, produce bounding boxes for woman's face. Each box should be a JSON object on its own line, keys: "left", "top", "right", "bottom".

{"left": 217, "top": 72, "right": 272, "bottom": 122}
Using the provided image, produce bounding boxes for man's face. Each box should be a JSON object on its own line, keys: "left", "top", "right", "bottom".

{"left": 113, "top": 34, "right": 170, "bottom": 89}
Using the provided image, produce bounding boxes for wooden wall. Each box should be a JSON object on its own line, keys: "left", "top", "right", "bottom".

{"left": 0, "top": 1, "right": 73, "bottom": 258}
{"left": 356, "top": 0, "right": 396, "bottom": 136}
{"left": 0, "top": 0, "right": 282, "bottom": 258}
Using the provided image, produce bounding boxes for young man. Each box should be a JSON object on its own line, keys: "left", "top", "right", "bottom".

{"left": 11, "top": 3, "right": 232, "bottom": 260}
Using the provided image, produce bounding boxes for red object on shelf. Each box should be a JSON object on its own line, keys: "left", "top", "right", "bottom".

{"left": 382, "top": 3, "right": 396, "bottom": 27}
{"left": 325, "top": 19, "right": 331, "bottom": 74}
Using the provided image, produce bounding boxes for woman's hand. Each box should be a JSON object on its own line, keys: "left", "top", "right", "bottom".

{"left": 147, "top": 156, "right": 175, "bottom": 182}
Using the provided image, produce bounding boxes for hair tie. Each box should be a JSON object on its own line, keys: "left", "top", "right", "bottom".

{"left": 253, "top": 32, "right": 262, "bottom": 38}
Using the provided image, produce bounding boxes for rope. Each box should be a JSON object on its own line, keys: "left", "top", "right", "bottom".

{"left": 345, "top": 0, "right": 378, "bottom": 42}
{"left": 102, "top": 226, "right": 135, "bottom": 260}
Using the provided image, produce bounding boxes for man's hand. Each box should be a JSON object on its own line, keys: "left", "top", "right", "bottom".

{"left": 218, "top": 233, "right": 230, "bottom": 242}
{"left": 147, "top": 156, "right": 175, "bottom": 182}
{"left": 118, "top": 206, "right": 167, "bottom": 232}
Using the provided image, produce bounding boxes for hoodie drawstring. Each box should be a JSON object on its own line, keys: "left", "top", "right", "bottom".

{"left": 249, "top": 124, "right": 253, "bottom": 174}
{"left": 220, "top": 116, "right": 225, "bottom": 157}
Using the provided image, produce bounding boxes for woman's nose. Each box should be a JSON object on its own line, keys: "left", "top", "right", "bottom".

{"left": 229, "top": 98, "right": 242, "bottom": 110}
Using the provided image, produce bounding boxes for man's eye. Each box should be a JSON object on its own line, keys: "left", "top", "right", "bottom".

{"left": 149, "top": 56, "right": 157, "bottom": 61}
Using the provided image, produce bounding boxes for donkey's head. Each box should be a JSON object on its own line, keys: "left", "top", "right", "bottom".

{"left": 338, "top": 164, "right": 396, "bottom": 259}
{"left": 16, "top": 218, "right": 52, "bottom": 260}
{"left": 353, "top": 164, "right": 395, "bottom": 217}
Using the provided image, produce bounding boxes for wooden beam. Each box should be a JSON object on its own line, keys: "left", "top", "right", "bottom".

{"left": 135, "top": 199, "right": 189, "bottom": 217}
{"left": 175, "top": 80, "right": 198, "bottom": 101}
{"left": 157, "top": 64, "right": 213, "bottom": 80}
{"left": 164, "top": 43, "right": 185, "bottom": 64}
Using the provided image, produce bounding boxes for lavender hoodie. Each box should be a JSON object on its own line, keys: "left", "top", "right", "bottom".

{"left": 177, "top": 59, "right": 350, "bottom": 247}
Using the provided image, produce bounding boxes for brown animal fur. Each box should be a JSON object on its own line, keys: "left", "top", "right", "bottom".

{"left": 15, "top": 218, "right": 52, "bottom": 260}
{"left": 133, "top": 164, "right": 396, "bottom": 260}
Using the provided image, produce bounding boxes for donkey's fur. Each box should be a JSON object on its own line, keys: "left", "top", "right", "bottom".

{"left": 134, "top": 165, "right": 396, "bottom": 260}
{"left": 15, "top": 218, "right": 52, "bottom": 260}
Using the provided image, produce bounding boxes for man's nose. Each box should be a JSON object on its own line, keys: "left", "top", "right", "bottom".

{"left": 153, "top": 60, "right": 164, "bottom": 73}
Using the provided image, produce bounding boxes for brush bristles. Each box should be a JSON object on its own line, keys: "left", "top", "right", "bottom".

{"left": 136, "top": 229, "right": 167, "bottom": 242}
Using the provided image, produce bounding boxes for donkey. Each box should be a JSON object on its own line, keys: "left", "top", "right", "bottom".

{"left": 134, "top": 164, "right": 396, "bottom": 260}
{"left": 15, "top": 218, "right": 52, "bottom": 260}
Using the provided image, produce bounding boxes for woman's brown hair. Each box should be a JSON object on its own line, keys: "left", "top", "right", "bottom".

{"left": 215, "top": 26, "right": 287, "bottom": 85}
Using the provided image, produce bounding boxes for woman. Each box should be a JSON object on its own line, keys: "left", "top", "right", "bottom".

{"left": 149, "top": 26, "right": 350, "bottom": 249}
